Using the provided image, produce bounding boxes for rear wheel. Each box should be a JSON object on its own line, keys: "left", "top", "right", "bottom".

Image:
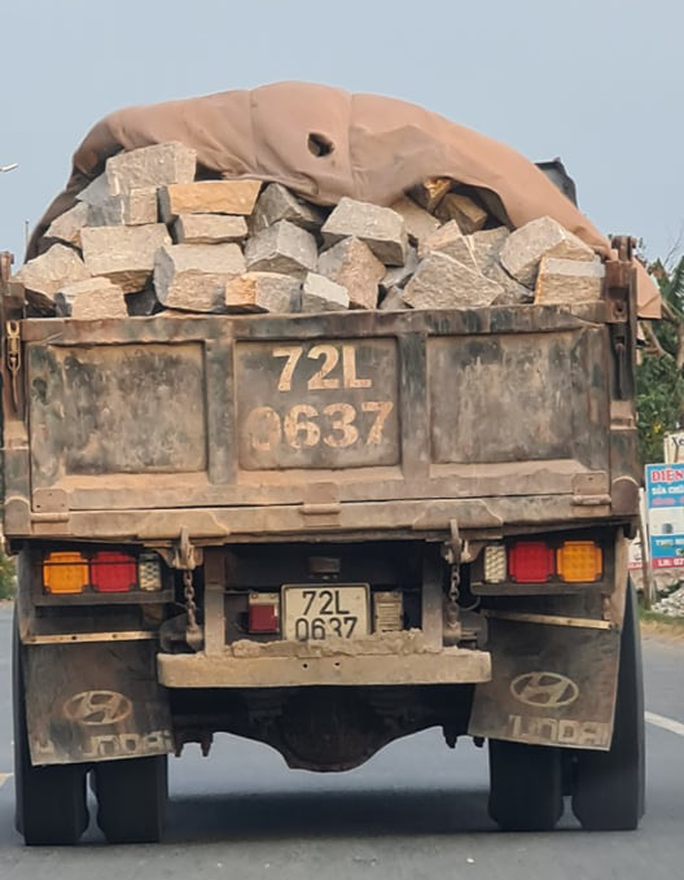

{"left": 571, "top": 581, "right": 645, "bottom": 830}
{"left": 94, "top": 755, "right": 168, "bottom": 843}
{"left": 488, "top": 738, "right": 564, "bottom": 831}
{"left": 13, "top": 613, "right": 89, "bottom": 846}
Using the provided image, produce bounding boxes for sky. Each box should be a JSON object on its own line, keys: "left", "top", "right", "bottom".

{"left": 0, "top": 0, "right": 681, "bottom": 267}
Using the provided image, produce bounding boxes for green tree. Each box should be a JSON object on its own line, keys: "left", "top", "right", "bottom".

{"left": 637, "top": 256, "right": 684, "bottom": 463}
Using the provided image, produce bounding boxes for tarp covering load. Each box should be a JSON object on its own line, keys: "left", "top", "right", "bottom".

{"left": 21, "top": 81, "right": 659, "bottom": 318}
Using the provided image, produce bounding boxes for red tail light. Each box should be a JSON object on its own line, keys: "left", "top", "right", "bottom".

{"left": 508, "top": 541, "right": 555, "bottom": 583}
{"left": 90, "top": 551, "right": 137, "bottom": 593}
{"left": 248, "top": 592, "right": 280, "bottom": 634}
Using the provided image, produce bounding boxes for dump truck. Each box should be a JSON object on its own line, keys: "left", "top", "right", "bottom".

{"left": 2, "top": 83, "right": 647, "bottom": 844}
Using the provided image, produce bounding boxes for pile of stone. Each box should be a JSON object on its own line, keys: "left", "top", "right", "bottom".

{"left": 13, "top": 142, "right": 604, "bottom": 320}
{"left": 653, "top": 583, "right": 684, "bottom": 618}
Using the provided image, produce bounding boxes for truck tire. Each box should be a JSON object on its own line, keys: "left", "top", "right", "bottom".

{"left": 488, "top": 739, "right": 564, "bottom": 831}
{"left": 94, "top": 755, "right": 168, "bottom": 843}
{"left": 571, "top": 581, "right": 645, "bottom": 830}
{"left": 13, "top": 612, "right": 89, "bottom": 846}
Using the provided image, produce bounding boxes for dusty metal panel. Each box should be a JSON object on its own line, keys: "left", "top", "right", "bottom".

{"left": 28, "top": 342, "right": 207, "bottom": 485}
{"left": 398, "top": 334, "right": 430, "bottom": 479}
{"left": 24, "top": 641, "right": 172, "bottom": 765}
{"left": 19, "top": 304, "right": 606, "bottom": 346}
{"left": 235, "top": 337, "right": 399, "bottom": 470}
{"left": 468, "top": 618, "right": 620, "bottom": 751}
{"left": 428, "top": 329, "right": 609, "bottom": 466}
{"left": 26, "top": 494, "right": 614, "bottom": 542}
{"left": 158, "top": 646, "right": 491, "bottom": 688}
{"left": 204, "top": 338, "right": 237, "bottom": 484}
{"left": 3, "top": 301, "right": 630, "bottom": 541}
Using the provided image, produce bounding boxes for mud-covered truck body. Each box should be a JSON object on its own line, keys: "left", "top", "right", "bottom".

{"left": 1, "top": 83, "right": 650, "bottom": 844}
{"left": 2, "top": 242, "right": 644, "bottom": 842}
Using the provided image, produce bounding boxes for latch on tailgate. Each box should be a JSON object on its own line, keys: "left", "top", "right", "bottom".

{"left": 5, "top": 320, "right": 21, "bottom": 412}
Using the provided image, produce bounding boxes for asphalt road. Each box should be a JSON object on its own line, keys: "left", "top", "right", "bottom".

{"left": 0, "top": 606, "right": 681, "bottom": 880}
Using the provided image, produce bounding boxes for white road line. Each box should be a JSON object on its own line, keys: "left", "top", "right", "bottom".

{"left": 0, "top": 773, "right": 12, "bottom": 789}
{"left": 645, "top": 710, "right": 684, "bottom": 737}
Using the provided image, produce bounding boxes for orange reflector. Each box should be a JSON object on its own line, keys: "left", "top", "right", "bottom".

{"left": 556, "top": 541, "right": 603, "bottom": 583}
{"left": 43, "top": 551, "right": 89, "bottom": 594}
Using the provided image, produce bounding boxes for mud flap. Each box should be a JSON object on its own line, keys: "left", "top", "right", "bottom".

{"left": 23, "top": 641, "right": 172, "bottom": 766}
{"left": 468, "top": 619, "right": 620, "bottom": 751}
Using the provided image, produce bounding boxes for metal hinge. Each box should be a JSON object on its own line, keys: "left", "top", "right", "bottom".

{"left": 6, "top": 320, "right": 21, "bottom": 411}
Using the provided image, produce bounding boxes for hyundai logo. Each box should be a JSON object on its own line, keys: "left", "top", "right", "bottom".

{"left": 64, "top": 690, "right": 133, "bottom": 726}
{"left": 510, "top": 672, "right": 580, "bottom": 708}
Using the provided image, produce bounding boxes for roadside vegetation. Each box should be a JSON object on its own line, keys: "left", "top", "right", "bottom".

{"left": 639, "top": 606, "right": 684, "bottom": 640}
{"left": 637, "top": 254, "right": 684, "bottom": 463}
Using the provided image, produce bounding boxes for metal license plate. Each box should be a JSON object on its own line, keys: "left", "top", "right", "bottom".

{"left": 282, "top": 584, "right": 370, "bottom": 641}
{"left": 235, "top": 338, "right": 399, "bottom": 470}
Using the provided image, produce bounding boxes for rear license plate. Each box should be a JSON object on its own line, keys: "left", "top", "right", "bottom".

{"left": 282, "top": 584, "right": 370, "bottom": 641}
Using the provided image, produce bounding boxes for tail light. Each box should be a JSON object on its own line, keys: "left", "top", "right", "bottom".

{"left": 138, "top": 553, "right": 163, "bottom": 591}
{"left": 483, "top": 545, "right": 507, "bottom": 583}
{"left": 508, "top": 541, "right": 555, "bottom": 583}
{"left": 91, "top": 551, "right": 137, "bottom": 593}
{"left": 557, "top": 541, "right": 602, "bottom": 582}
{"left": 249, "top": 592, "right": 280, "bottom": 633}
{"left": 42, "top": 548, "right": 165, "bottom": 595}
{"left": 43, "top": 551, "right": 89, "bottom": 595}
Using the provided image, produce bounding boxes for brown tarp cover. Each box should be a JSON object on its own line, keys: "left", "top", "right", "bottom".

{"left": 30, "top": 81, "right": 660, "bottom": 317}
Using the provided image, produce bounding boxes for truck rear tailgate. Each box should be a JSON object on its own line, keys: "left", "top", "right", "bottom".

{"left": 6, "top": 302, "right": 636, "bottom": 540}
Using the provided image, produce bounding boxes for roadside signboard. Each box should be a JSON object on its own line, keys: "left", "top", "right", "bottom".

{"left": 664, "top": 431, "right": 684, "bottom": 464}
{"left": 645, "top": 464, "right": 684, "bottom": 569}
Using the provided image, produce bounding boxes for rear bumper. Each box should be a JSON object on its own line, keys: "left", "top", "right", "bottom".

{"left": 158, "top": 647, "right": 492, "bottom": 688}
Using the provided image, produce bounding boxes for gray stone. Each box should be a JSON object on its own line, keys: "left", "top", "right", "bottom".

{"left": 245, "top": 220, "right": 317, "bottom": 278}
{"left": 535, "top": 257, "right": 605, "bottom": 304}
{"left": 173, "top": 214, "right": 248, "bottom": 244}
{"left": 251, "top": 183, "right": 326, "bottom": 233}
{"left": 125, "top": 286, "right": 160, "bottom": 316}
{"left": 381, "top": 246, "right": 419, "bottom": 291}
{"left": 403, "top": 252, "right": 503, "bottom": 309}
{"left": 13, "top": 244, "right": 90, "bottom": 312}
{"left": 225, "top": 272, "right": 302, "bottom": 313}
{"left": 418, "top": 221, "right": 478, "bottom": 271}
{"left": 88, "top": 187, "right": 158, "bottom": 226}
{"left": 55, "top": 277, "right": 127, "bottom": 320}
{"left": 468, "top": 226, "right": 510, "bottom": 270}
{"left": 469, "top": 227, "right": 531, "bottom": 304}
{"left": 301, "top": 273, "right": 349, "bottom": 312}
{"left": 500, "top": 216, "right": 596, "bottom": 288}
{"left": 159, "top": 180, "right": 262, "bottom": 221}
{"left": 435, "top": 193, "right": 488, "bottom": 232}
{"left": 81, "top": 224, "right": 171, "bottom": 293}
{"left": 317, "top": 237, "right": 384, "bottom": 309}
{"left": 45, "top": 202, "right": 89, "bottom": 247}
{"left": 389, "top": 196, "right": 440, "bottom": 246}
{"left": 154, "top": 243, "right": 246, "bottom": 312}
{"left": 379, "top": 287, "right": 410, "bottom": 310}
{"left": 106, "top": 142, "right": 196, "bottom": 195}
{"left": 321, "top": 197, "right": 408, "bottom": 266}
{"left": 77, "top": 173, "right": 109, "bottom": 206}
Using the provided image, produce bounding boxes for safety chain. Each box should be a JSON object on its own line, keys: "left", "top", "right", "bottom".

{"left": 183, "top": 569, "right": 199, "bottom": 631}
{"left": 183, "top": 568, "right": 203, "bottom": 651}
{"left": 444, "top": 564, "right": 462, "bottom": 640}
{"left": 442, "top": 523, "right": 463, "bottom": 642}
